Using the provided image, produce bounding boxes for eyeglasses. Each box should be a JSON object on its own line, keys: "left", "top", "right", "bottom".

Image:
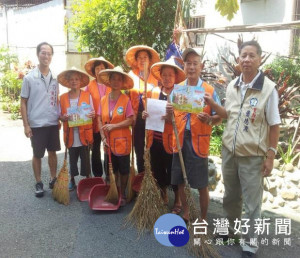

{"left": 40, "top": 52, "right": 53, "bottom": 57}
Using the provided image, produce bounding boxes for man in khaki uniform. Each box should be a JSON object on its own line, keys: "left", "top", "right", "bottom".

{"left": 204, "top": 41, "right": 280, "bottom": 258}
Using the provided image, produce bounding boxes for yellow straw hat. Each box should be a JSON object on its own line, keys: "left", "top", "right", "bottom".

{"left": 57, "top": 67, "right": 90, "bottom": 88}
{"left": 84, "top": 57, "right": 114, "bottom": 78}
{"left": 125, "top": 45, "right": 160, "bottom": 69}
{"left": 150, "top": 57, "right": 186, "bottom": 84}
{"left": 98, "top": 66, "right": 134, "bottom": 90}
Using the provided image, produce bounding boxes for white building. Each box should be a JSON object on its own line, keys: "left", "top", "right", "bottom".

{"left": 0, "top": 0, "right": 90, "bottom": 76}
{"left": 187, "top": 0, "right": 300, "bottom": 73}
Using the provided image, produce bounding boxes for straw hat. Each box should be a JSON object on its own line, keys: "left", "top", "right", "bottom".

{"left": 98, "top": 66, "right": 134, "bottom": 90}
{"left": 57, "top": 67, "right": 90, "bottom": 88}
{"left": 125, "top": 45, "right": 160, "bottom": 69}
{"left": 150, "top": 57, "right": 186, "bottom": 84}
{"left": 84, "top": 57, "right": 114, "bottom": 77}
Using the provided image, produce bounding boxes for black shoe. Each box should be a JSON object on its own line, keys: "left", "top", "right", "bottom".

{"left": 49, "top": 177, "right": 57, "bottom": 189}
{"left": 242, "top": 251, "right": 256, "bottom": 258}
{"left": 35, "top": 182, "right": 44, "bottom": 197}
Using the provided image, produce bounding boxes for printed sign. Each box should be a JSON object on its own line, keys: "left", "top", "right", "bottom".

{"left": 67, "top": 102, "right": 92, "bottom": 127}
{"left": 171, "top": 84, "right": 205, "bottom": 113}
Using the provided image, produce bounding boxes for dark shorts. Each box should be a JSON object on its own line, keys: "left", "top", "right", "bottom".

{"left": 30, "top": 125, "right": 61, "bottom": 159}
{"left": 69, "top": 146, "right": 91, "bottom": 177}
{"left": 171, "top": 130, "right": 208, "bottom": 189}
{"left": 105, "top": 153, "right": 130, "bottom": 175}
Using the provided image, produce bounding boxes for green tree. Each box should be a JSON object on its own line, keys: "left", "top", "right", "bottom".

{"left": 68, "top": 0, "right": 177, "bottom": 67}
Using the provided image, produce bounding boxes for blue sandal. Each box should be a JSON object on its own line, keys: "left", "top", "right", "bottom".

{"left": 68, "top": 180, "right": 76, "bottom": 191}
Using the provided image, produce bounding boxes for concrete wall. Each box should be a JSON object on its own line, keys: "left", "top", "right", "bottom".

{"left": 191, "top": 0, "right": 294, "bottom": 75}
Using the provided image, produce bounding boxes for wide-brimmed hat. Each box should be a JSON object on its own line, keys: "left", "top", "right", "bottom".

{"left": 98, "top": 66, "right": 134, "bottom": 90}
{"left": 84, "top": 57, "right": 114, "bottom": 78}
{"left": 125, "top": 45, "right": 160, "bottom": 69}
{"left": 150, "top": 57, "right": 186, "bottom": 84}
{"left": 57, "top": 67, "right": 90, "bottom": 88}
{"left": 182, "top": 48, "right": 202, "bottom": 61}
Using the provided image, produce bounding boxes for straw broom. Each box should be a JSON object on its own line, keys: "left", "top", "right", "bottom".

{"left": 104, "top": 131, "right": 119, "bottom": 204}
{"left": 52, "top": 129, "right": 70, "bottom": 205}
{"left": 168, "top": 96, "right": 219, "bottom": 258}
{"left": 125, "top": 62, "right": 167, "bottom": 234}
{"left": 127, "top": 128, "right": 136, "bottom": 203}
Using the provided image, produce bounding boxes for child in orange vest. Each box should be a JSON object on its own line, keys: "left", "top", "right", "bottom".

{"left": 58, "top": 68, "right": 95, "bottom": 190}
{"left": 97, "top": 67, "right": 134, "bottom": 206}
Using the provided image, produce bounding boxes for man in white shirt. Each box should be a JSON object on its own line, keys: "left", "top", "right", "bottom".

{"left": 21, "top": 42, "right": 60, "bottom": 197}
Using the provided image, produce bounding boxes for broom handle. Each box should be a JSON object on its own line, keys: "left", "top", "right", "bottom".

{"left": 131, "top": 127, "right": 135, "bottom": 167}
{"left": 167, "top": 95, "right": 189, "bottom": 184}
{"left": 143, "top": 62, "right": 149, "bottom": 149}
{"left": 105, "top": 130, "right": 112, "bottom": 164}
{"left": 143, "top": 61, "right": 148, "bottom": 112}
{"left": 64, "top": 127, "right": 70, "bottom": 161}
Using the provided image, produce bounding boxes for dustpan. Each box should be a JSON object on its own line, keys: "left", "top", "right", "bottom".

{"left": 77, "top": 177, "right": 105, "bottom": 201}
{"left": 131, "top": 172, "right": 145, "bottom": 193}
{"left": 88, "top": 184, "right": 122, "bottom": 210}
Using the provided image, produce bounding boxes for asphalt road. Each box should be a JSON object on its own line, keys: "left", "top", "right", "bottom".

{"left": 0, "top": 111, "right": 299, "bottom": 258}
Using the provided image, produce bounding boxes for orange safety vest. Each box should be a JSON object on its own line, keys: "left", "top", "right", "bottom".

{"left": 128, "top": 69, "right": 158, "bottom": 114}
{"left": 146, "top": 87, "right": 174, "bottom": 154}
{"left": 86, "top": 79, "right": 111, "bottom": 133}
{"left": 60, "top": 91, "right": 93, "bottom": 148}
{"left": 173, "top": 81, "right": 214, "bottom": 158}
{"left": 100, "top": 94, "right": 132, "bottom": 156}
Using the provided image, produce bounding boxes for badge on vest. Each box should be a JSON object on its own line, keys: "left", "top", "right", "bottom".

{"left": 117, "top": 106, "right": 124, "bottom": 115}
{"left": 250, "top": 98, "right": 258, "bottom": 107}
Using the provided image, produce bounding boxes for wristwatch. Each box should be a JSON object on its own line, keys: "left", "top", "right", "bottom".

{"left": 267, "top": 147, "right": 277, "bottom": 155}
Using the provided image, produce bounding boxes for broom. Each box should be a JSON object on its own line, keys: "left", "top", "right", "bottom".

{"left": 126, "top": 128, "right": 136, "bottom": 203}
{"left": 125, "top": 62, "right": 167, "bottom": 234}
{"left": 104, "top": 131, "right": 119, "bottom": 204}
{"left": 52, "top": 128, "right": 70, "bottom": 205}
{"left": 168, "top": 95, "right": 219, "bottom": 258}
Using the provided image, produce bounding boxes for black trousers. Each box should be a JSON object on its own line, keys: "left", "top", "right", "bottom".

{"left": 150, "top": 139, "right": 176, "bottom": 190}
{"left": 134, "top": 113, "right": 145, "bottom": 173}
{"left": 69, "top": 145, "right": 91, "bottom": 177}
{"left": 91, "top": 133, "right": 104, "bottom": 177}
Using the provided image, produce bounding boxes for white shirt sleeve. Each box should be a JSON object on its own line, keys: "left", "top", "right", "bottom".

{"left": 265, "top": 88, "right": 281, "bottom": 126}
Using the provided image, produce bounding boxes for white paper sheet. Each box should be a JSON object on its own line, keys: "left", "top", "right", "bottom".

{"left": 145, "top": 98, "right": 167, "bottom": 132}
